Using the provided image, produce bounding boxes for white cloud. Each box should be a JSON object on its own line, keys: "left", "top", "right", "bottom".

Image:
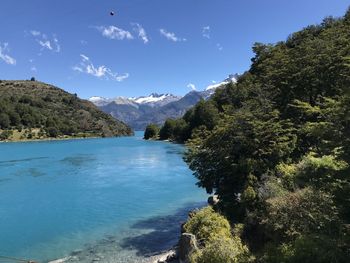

{"left": 39, "top": 40, "right": 52, "bottom": 50}
{"left": 80, "top": 40, "right": 88, "bottom": 45}
{"left": 216, "top": 43, "right": 223, "bottom": 51}
{"left": 159, "top": 29, "right": 186, "bottom": 42}
{"left": 131, "top": 23, "right": 149, "bottom": 44}
{"left": 31, "top": 66, "right": 37, "bottom": 72}
{"left": 29, "top": 30, "right": 60, "bottom": 52}
{"left": 73, "top": 54, "right": 129, "bottom": 82}
{"left": 202, "top": 26, "right": 210, "bottom": 39}
{"left": 95, "top": 26, "right": 133, "bottom": 40}
{"left": 0, "top": 43, "right": 16, "bottom": 65}
{"left": 30, "top": 30, "right": 41, "bottom": 36}
{"left": 187, "top": 83, "right": 196, "bottom": 91}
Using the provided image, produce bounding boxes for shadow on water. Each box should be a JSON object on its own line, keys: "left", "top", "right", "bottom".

{"left": 120, "top": 201, "right": 206, "bottom": 256}
{"left": 12, "top": 167, "right": 46, "bottom": 177}
{"left": 0, "top": 157, "right": 48, "bottom": 165}
{"left": 60, "top": 155, "right": 96, "bottom": 167}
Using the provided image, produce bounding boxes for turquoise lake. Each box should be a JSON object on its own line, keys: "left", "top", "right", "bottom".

{"left": 0, "top": 132, "right": 207, "bottom": 262}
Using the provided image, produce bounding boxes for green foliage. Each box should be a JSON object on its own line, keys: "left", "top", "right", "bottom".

{"left": 159, "top": 118, "right": 176, "bottom": 140}
{"left": 163, "top": 8, "right": 350, "bottom": 262}
{"left": 185, "top": 207, "right": 252, "bottom": 263}
{"left": 190, "top": 236, "right": 251, "bottom": 263}
{"left": 159, "top": 99, "right": 220, "bottom": 142}
{"left": 0, "top": 80, "right": 133, "bottom": 141}
{"left": 0, "top": 113, "right": 10, "bottom": 129}
{"left": 184, "top": 207, "right": 232, "bottom": 245}
{"left": 144, "top": 123, "right": 159, "bottom": 140}
{"left": 0, "top": 130, "right": 13, "bottom": 140}
{"left": 262, "top": 188, "right": 341, "bottom": 241}
{"left": 263, "top": 234, "right": 349, "bottom": 263}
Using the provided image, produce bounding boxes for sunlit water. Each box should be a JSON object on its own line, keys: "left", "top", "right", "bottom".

{"left": 0, "top": 132, "right": 207, "bottom": 262}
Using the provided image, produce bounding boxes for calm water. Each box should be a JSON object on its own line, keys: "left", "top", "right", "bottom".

{"left": 0, "top": 132, "right": 207, "bottom": 262}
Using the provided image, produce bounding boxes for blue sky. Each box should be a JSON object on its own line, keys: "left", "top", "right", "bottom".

{"left": 0, "top": 0, "right": 349, "bottom": 99}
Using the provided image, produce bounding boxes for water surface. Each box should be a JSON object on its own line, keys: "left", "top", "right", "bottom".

{"left": 0, "top": 132, "right": 206, "bottom": 262}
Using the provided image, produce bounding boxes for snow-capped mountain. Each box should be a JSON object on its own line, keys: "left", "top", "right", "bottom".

{"left": 129, "top": 93, "right": 182, "bottom": 107}
{"left": 90, "top": 73, "right": 239, "bottom": 129}
{"left": 205, "top": 73, "right": 238, "bottom": 91}
{"left": 88, "top": 96, "right": 111, "bottom": 107}
{"left": 89, "top": 93, "right": 181, "bottom": 108}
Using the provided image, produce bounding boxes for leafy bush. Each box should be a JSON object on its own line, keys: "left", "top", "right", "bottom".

{"left": 185, "top": 207, "right": 252, "bottom": 263}
{"left": 144, "top": 123, "right": 159, "bottom": 140}
{"left": 263, "top": 235, "right": 348, "bottom": 263}
{"left": 183, "top": 206, "right": 232, "bottom": 244}
{"left": 262, "top": 188, "right": 340, "bottom": 241}
{"left": 190, "top": 236, "right": 251, "bottom": 263}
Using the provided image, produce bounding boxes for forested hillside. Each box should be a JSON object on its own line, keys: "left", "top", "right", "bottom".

{"left": 0, "top": 80, "right": 133, "bottom": 141}
{"left": 152, "top": 9, "right": 350, "bottom": 262}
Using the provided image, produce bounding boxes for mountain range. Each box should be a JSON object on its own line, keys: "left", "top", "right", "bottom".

{"left": 89, "top": 74, "right": 238, "bottom": 130}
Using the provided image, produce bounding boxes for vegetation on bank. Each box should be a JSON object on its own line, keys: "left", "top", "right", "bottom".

{"left": 148, "top": 8, "right": 350, "bottom": 262}
{"left": 144, "top": 123, "right": 160, "bottom": 140}
{"left": 0, "top": 80, "right": 133, "bottom": 141}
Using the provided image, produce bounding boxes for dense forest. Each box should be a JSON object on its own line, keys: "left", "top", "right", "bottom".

{"left": 146, "top": 9, "right": 350, "bottom": 263}
{"left": 0, "top": 80, "right": 133, "bottom": 141}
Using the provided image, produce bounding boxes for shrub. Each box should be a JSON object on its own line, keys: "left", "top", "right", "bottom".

{"left": 262, "top": 188, "right": 340, "bottom": 241}
{"left": 47, "top": 127, "right": 59, "bottom": 137}
{"left": 0, "top": 130, "right": 13, "bottom": 140}
{"left": 183, "top": 206, "right": 232, "bottom": 245}
{"left": 190, "top": 236, "right": 251, "bottom": 263}
{"left": 263, "top": 235, "right": 348, "bottom": 263}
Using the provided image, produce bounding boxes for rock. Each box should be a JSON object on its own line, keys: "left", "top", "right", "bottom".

{"left": 178, "top": 233, "right": 198, "bottom": 263}
{"left": 208, "top": 195, "right": 219, "bottom": 206}
{"left": 70, "top": 249, "right": 82, "bottom": 256}
{"left": 48, "top": 257, "right": 71, "bottom": 263}
{"left": 155, "top": 250, "right": 178, "bottom": 263}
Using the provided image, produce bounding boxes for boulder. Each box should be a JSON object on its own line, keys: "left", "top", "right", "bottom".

{"left": 178, "top": 233, "right": 198, "bottom": 263}
{"left": 208, "top": 195, "right": 219, "bottom": 206}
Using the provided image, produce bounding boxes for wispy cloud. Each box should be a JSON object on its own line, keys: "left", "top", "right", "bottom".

{"left": 202, "top": 26, "right": 210, "bottom": 39}
{"left": 131, "top": 23, "right": 149, "bottom": 44}
{"left": 159, "top": 29, "right": 186, "bottom": 42}
{"left": 29, "top": 30, "right": 61, "bottom": 52}
{"left": 187, "top": 83, "right": 196, "bottom": 91}
{"left": 0, "top": 43, "right": 16, "bottom": 65}
{"left": 95, "top": 26, "right": 133, "bottom": 40}
{"left": 216, "top": 43, "right": 223, "bottom": 51}
{"left": 73, "top": 54, "right": 129, "bottom": 82}
{"left": 30, "top": 30, "right": 41, "bottom": 36}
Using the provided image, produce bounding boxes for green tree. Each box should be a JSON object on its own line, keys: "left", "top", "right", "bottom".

{"left": 0, "top": 113, "right": 10, "bottom": 129}
{"left": 159, "top": 118, "right": 176, "bottom": 140}
{"left": 144, "top": 123, "right": 159, "bottom": 140}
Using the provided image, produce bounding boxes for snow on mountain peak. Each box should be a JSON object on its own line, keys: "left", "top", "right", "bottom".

{"left": 88, "top": 96, "right": 111, "bottom": 106}
{"left": 205, "top": 74, "right": 238, "bottom": 91}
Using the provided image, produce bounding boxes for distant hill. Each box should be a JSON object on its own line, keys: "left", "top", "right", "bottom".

{"left": 0, "top": 80, "right": 133, "bottom": 141}
{"left": 92, "top": 74, "right": 238, "bottom": 130}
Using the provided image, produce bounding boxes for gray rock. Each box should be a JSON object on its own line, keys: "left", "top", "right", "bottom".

{"left": 178, "top": 233, "right": 198, "bottom": 263}
{"left": 208, "top": 195, "right": 219, "bottom": 206}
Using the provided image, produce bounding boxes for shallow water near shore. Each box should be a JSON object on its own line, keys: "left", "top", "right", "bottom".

{"left": 0, "top": 132, "right": 207, "bottom": 262}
